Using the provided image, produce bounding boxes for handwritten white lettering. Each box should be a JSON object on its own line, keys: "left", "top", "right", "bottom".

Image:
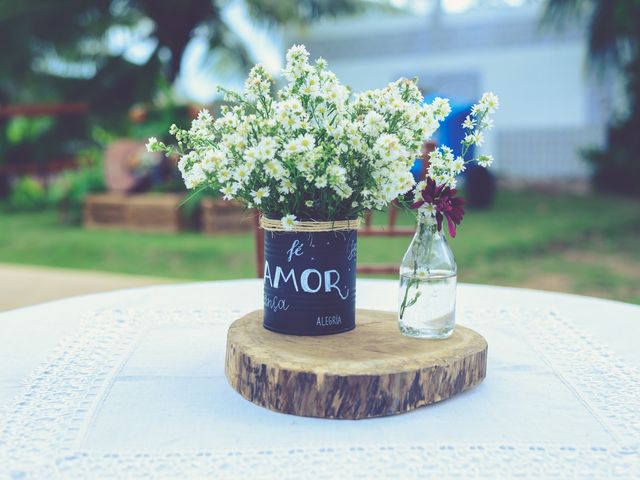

{"left": 324, "top": 270, "right": 349, "bottom": 300}
{"left": 347, "top": 239, "right": 357, "bottom": 261}
{"left": 316, "top": 315, "right": 342, "bottom": 327}
{"left": 300, "top": 269, "right": 322, "bottom": 293}
{"left": 264, "top": 293, "right": 290, "bottom": 312}
{"left": 264, "top": 260, "right": 273, "bottom": 287}
{"left": 274, "top": 266, "right": 299, "bottom": 291}
{"left": 286, "top": 240, "right": 304, "bottom": 262}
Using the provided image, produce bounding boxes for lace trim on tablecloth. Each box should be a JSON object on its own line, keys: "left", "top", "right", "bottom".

{"left": 0, "top": 307, "right": 638, "bottom": 479}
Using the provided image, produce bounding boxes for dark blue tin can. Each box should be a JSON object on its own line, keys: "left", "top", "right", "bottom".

{"left": 263, "top": 228, "right": 357, "bottom": 335}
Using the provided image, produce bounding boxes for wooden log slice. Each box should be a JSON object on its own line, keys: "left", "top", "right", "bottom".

{"left": 225, "top": 309, "right": 487, "bottom": 419}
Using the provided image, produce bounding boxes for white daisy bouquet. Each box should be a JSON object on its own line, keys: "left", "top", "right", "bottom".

{"left": 147, "top": 45, "right": 451, "bottom": 230}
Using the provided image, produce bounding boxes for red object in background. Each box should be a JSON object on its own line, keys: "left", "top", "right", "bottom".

{"left": 0, "top": 103, "right": 88, "bottom": 119}
{"left": 254, "top": 213, "right": 266, "bottom": 277}
{"left": 128, "top": 106, "right": 148, "bottom": 124}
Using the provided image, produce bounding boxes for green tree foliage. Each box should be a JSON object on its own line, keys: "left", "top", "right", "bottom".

{"left": 0, "top": 0, "right": 368, "bottom": 196}
{"left": 544, "top": 0, "right": 640, "bottom": 195}
{"left": 0, "top": 0, "right": 366, "bottom": 118}
{"left": 7, "top": 176, "right": 47, "bottom": 211}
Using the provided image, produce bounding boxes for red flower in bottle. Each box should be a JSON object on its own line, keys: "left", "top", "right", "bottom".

{"left": 411, "top": 177, "right": 465, "bottom": 237}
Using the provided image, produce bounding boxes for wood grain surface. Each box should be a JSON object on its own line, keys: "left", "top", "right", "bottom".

{"left": 225, "top": 309, "right": 487, "bottom": 419}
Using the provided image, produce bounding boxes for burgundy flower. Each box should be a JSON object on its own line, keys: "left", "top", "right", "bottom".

{"left": 411, "top": 178, "right": 465, "bottom": 237}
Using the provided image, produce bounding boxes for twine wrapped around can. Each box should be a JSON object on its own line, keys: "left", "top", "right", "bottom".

{"left": 260, "top": 216, "right": 358, "bottom": 335}
{"left": 259, "top": 216, "right": 360, "bottom": 232}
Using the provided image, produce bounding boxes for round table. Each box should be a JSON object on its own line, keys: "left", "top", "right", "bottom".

{"left": 0, "top": 280, "right": 638, "bottom": 478}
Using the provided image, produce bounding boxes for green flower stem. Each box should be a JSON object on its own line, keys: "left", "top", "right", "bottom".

{"left": 399, "top": 221, "right": 434, "bottom": 319}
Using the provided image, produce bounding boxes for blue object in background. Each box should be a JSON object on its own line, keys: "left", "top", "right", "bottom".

{"left": 411, "top": 96, "right": 474, "bottom": 183}
{"left": 412, "top": 95, "right": 496, "bottom": 208}
{"left": 410, "top": 159, "right": 424, "bottom": 182}
{"left": 424, "top": 95, "right": 473, "bottom": 160}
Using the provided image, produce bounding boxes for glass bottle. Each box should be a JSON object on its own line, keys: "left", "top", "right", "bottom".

{"left": 398, "top": 220, "right": 457, "bottom": 339}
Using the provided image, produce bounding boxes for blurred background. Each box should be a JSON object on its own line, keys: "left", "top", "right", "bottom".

{"left": 1, "top": 0, "right": 638, "bottom": 310}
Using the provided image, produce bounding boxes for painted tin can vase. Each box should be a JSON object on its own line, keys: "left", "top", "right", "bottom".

{"left": 261, "top": 218, "right": 358, "bottom": 335}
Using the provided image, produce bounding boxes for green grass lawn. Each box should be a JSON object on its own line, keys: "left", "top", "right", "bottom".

{"left": 1, "top": 190, "right": 639, "bottom": 303}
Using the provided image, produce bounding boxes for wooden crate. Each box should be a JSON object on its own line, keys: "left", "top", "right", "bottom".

{"left": 125, "top": 194, "right": 186, "bottom": 233}
{"left": 84, "top": 193, "right": 186, "bottom": 232}
{"left": 84, "top": 194, "right": 127, "bottom": 228}
{"left": 201, "top": 198, "right": 254, "bottom": 233}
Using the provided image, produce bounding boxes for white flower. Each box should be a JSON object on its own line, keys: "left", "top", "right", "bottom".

{"left": 325, "top": 84, "right": 349, "bottom": 106}
{"left": 278, "top": 178, "right": 294, "bottom": 194}
{"left": 244, "top": 65, "right": 272, "bottom": 100}
{"left": 464, "top": 132, "right": 484, "bottom": 147}
{"left": 415, "top": 267, "right": 429, "bottom": 280}
{"left": 435, "top": 174, "right": 448, "bottom": 186}
{"left": 281, "top": 214, "right": 298, "bottom": 231}
{"left": 362, "top": 111, "right": 385, "bottom": 136}
{"left": 257, "top": 137, "right": 277, "bottom": 160}
{"left": 233, "top": 165, "right": 251, "bottom": 183}
{"left": 327, "top": 164, "right": 347, "bottom": 183}
{"left": 296, "top": 156, "right": 314, "bottom": 173}
{"left": 300, "top": 77, "right": 321, "bottom": 97}
{"left": 297, "top": 134, "right": 315, "bottom": 151}
{"left": 145, "top": 137, "right": 159, "bottom": 152}
{"left": 189, "top": 110, "right": 213, "bottom": 139}
{"left": 477, "top": 154, "right": 493, "bottom": 168}
{"left": 220, "top": 183, "right": 239, "bottom": 200}
{"left": 283, "top": 140, "right": 301, "bottom": 157}
{"left": 452, "top": 157, "right": 466, "bottom": 174}
{"left": 157, "top": 44, "right": 499, "bottom": 224}
{"left": 480, "top": 117, "right": 494, "bottom": 130}
{"left": 479, "top": 92, "right": 500, "bottom": 113}
{"left": 431, "top": 97, "right": 451, "bottom": 121}
{"left": 222, "top": 133, "right": 247, "bottom": 150}
{"left": 396, "top": 171, "right": 416, "bottom": 192}
{"left": 374, "top": 134, "right": 401, "bottom": 161}
{"left": 283, "top": 45, "right": 310, "bottom": 81}
{"left": 314, "top": 176, "right": 328, "bottom": 188}
{"left": 251, "top": 187, "right": 270, "bottom": 205}
{"left": 218, "top": 168, "right": 232, "bottom": 183}
{"left": 264, "top": 160, "right": 285, "bottom": 179}
{"left": 380, "top": 182, "right": 398, "bottom": 202}
{"left": 183, "top": 164, "right": 206, "bottom": 189}
{"left": 280, "top": 110, "right": 305, "bottom": 131}
{"left": 420, "top": 203, "right": 437, "bottom": 217}
{"left": 201, "top": 150, "right": 226, "bottom": 173}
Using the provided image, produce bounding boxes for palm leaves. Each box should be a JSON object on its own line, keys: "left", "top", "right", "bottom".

{"left": 543, "top": 0, "right": 640, "bottom": 194}
{"left": 0, "top": 0, "right": 368, "bottom": 111}
{"left": 543, "top": 0, "right": 640, "bottom": 71}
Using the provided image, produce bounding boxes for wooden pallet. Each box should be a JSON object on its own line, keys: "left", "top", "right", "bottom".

{"left": 84, "top": 193, "right": 186, "bottom": 232}
{"left": 83, "top": 194, "right": 128, "bottom": 228}
{"left": 201, "top": 198, "right": 253, "bottom": 233}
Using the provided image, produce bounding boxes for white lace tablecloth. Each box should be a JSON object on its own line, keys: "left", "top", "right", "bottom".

{"left": 0, "top": 279, "right": 638, "bottom": 479}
